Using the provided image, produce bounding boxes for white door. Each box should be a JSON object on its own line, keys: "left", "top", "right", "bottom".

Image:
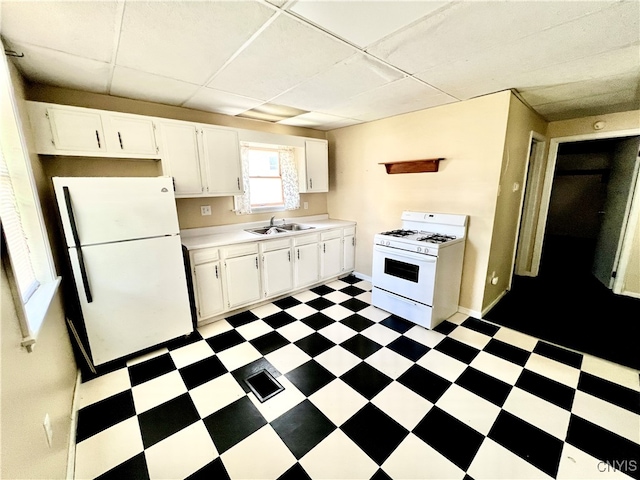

{"left": 224, "top": 254, "right": 261, "bottom": 308}
{"left": 53, "top": 177, "right": 179, "bottom": 246}
{"left": 304, "top": 140, "right": 329, "bottom": 192}
{"left": 200, "top": 126, "right": 242, "bottom": 195}
{"left": 295, "top": 244, "right": 319, "bottom": 288}
{"left": 48, "top": 107, "right": 106, "bottom": 152}
{"left": 321, "top": 237, "right": 342, "bottom": 279}
{"left": 108, "top": 115, "right": 158, "bottom": 156}
{"left": 194, "top": 261, "right": 225, "bottom": 320}
{"left": 158, "top": 122, "right": 203, "bottom": 196}
{"left": 263, "top": 248, "right": 293, "bottom": 297}
{"left": 69, "top": 235, "right": 192, "bottom": 366}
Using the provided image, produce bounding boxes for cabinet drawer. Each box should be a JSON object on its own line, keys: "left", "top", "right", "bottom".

{"left": 221, "top": 243, "right": 259, "bottom": 259}
{"left": 260, "top": 238, "right": 291, "bottom": 252}
{"left": 294, "top": 233, "right": 320, "bottom": 246}
{"left": 343, "top": 226, "right": 356, "bottom": 236}
{"left": 192, "top": 248, "right": 219, "bottom": 265}
{"left": 321, "top": 229, "right": 341, "bottom": 241}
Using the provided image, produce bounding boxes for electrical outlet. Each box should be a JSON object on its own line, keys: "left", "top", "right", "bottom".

{"left": 303, "top": 202, "right": 308, "bottom": 210}
{"left": 43, "top": 414, "right": 53, "bottom": 447}
{"left": 200, "top": 205, "right": 212, "bottom": 216}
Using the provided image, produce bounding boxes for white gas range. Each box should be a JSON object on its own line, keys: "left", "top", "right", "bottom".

{"left": 371, "top": 211, "right": 468, "bottom": 329}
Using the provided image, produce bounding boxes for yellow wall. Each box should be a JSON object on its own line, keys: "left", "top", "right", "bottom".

{"left": 327, "top": 91, "right": 512, "bottom": 314}
{"left": 482, "top": 94, "right": 548, "bottom": 311}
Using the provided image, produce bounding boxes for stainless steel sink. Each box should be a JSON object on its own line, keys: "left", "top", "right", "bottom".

{"left": 279, "top": 223, "right": 315, "bottom": 231}
{"left": 245, "top": 223, "right": 315, "bottom": 235}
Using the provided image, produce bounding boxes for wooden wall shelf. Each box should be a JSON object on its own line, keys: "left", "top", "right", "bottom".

{"left": 379, "top": 158, "right": 444, "bottom": 174}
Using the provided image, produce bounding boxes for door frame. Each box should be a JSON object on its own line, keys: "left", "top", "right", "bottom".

{"left": 527, "top": 127, "right": 640, "bottom": 281}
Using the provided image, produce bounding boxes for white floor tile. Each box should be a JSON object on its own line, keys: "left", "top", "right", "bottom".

{"left": 309, "top": 379, "right": 368, "bottom": 426}
{"left": 236, "top": 319, "right": 273, "bottom": 341}
{"left": 447, "top": 312, "right": 469, "bottom": 325}
{"left": 197, "top": 319, "right": 233, "bottom": 339}
{"left": 248, "top": 376, "right": 305, "bottom": 422}
{"left": 221, "top": 425, "right": 296, "bottom": 479}
{"left": 323, "top": 290, "right": 351, "bottom": 304}
{"left": 354, "top": 279, "right": 372, "bottom": 291}
{"left": 314, "top": 345, "right": 361, "bottom": 377}
{"left": 382, "top": 433, "right": 466, "bottom": 480}
{"left": 78, "top": 368, "right": 131, "bottom": 409}
{"left": 580, "top": 355, "right": 640, "bottom": 392}
{"left": 125, "top": 348, "right": 169, "bottom": 367}
{"left": 467, "top": 438, "right": 553, "bottom": 480}
{"left": 322, "top": 304, "right": 354, "bottom": 321}
{"left": 525, "top": 353, "right": 581, "bottom": 388}
{"left": 74, "top": 417, "right": 143, "bottom": 480}
{"left": 265, "top": 344, "right": 311, "bottom": 374}
{"left": 285, "top": 303, "right": 318, "bottom": 320}
{"left": 189, "top": 373, "right": 245, "bottom": 418}
{"left": 503, "top": 387, "right": 572, "bottom": 440}
{"left": 556, "top": 443, "right": 635, "bottom": 480}
{"left": 131, "top": 370, "right": 187, "bottom": 414}
{"left": 470, "top": 350, "right": 524, "bottom": 385}
{"left": 216, "top": 342, "right": 262, "bottom": 371}
{"left": 355, "top": 290, "right": 372, "bottom": 303}
{"left": 365, "top": 348, "right": 413, "bottom": 379}
{"left": 449, "top": 326, "right": 492, "bottom": 350}
{"left": 493, "top": 327, "right": 539, "bottom": 352}
{"left": 404, "top": 325, "right": 446, "bottom": 348}
{"left": 292, "top": 290, "right": 319, "bottom": 302}
{"left": 250, "top": 302, "right": 282, "bottom": 319}
{"left": 325, "top": 279, "right": 349, "bottom": 290}
{"left": 300, "top": 429, "right": 378, "bottom": 479}
{"left": 319, "top": 321, "right": 357, "bottom": 343}
{"left": 571, "top": 390, "right": 640, "bottom": 443}
{"left": 372, "top": 381, "right": 433, "bottom": 431}
{"left": 435, "top": 384, "right": 501, "bottom": 435}
{"left": 169, "top": 341, "right": 215, "bottom": 369}
{"left": 276, "top": 321, "right": 314, "bottom": 343}
{"left": 361, "top": 323, "right": 401, "bottom": 345}
{"left": 145, "top": 421, "right": 217, "bottom": 479}
{"left": 358, "top": 305, "right": 391, "bottom": 322}
{"left": 417, "top": 349, "right": 467, "bottom": 382}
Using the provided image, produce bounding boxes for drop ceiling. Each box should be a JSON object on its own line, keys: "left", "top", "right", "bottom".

{"left": 1, "top": 0, "right": 638, "bottom": 131}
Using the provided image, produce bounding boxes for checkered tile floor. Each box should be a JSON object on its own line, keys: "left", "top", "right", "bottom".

{"left": 74, "top": 275, "right": 640, "bottom": 480}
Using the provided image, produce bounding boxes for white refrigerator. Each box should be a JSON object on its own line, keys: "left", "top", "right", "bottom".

{"left": 52, "top": 176, "right": 193, "bottom": 367}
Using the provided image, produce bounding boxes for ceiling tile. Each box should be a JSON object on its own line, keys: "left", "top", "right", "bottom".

{"left": 115, "top": 1, "right": 275, "bottom": 85}
{"left": 271, "top": 53, "right": 403, "bottom": 111}
{"left": 183, "top": 87, "right": 264, "bottom": 116}
{"left": 110, "top": 67, "right": 201, "bottom": 106}
{"left": 0, "top": 0, "right": 121, "bottom": 62}
{"left": 368, "top": 1, "right": 620, "bottom": 74}
{"left": 288, "top": 1, "right": 449, "bottom": 48}
{"left": 278, "top": 112, "right": 362, "bottom": 130}
{"left": 534, "top": 88, "right": 640, "bottom": 121}
{"left": 6, "top": 42, "right": 111, "bottom": 94}
{"left": 208, "top": 14, "right": 356, "bottom": 101}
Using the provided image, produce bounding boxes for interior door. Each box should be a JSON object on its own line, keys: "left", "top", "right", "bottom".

{"left": 592, "top": 136, "right": 640, "bottom": 288}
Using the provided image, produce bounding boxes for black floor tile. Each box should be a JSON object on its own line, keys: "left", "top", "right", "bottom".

{"left": 340, "top": 314, "right": 375, "bottom": 332}
{"left": 462, "top": 317, "right": 500, "bottom": 336}
{"left": 340, "top": 285, "right": 366, "bottom": 296}
{"left": 271, "top": 400, "right": 336, "bottom": 459}
{"left": 277, "top": 463, "right": 312, "bottom": 480}
{"left": 138, "top": 394, "right": 200, "bottom": 449}
{"left": 179, "top": 355, "right": 227, "bottom": 390}
{"left": 433, "top": 320, "right": 457, "bottom": 335}
{"left": 273, "top": 296, "right": 302, "bottom": 309}
{"left": 488, "top": 410, "right": 564, "bottom": 477}
{"left": 76, "top": 390, "right": 136, "bottom": 443}
{"left": 413, "top": 406, "right": 484, "bottom": 471}
{"left": 340, "top": 297, "right": 369, "bottom": 312}
{"left": 434, "top": 337, "right": 480, "bottom": 364}
{"left": 206, "top": 330, "right": 245, "bottom": 353}
{"left": 341, "top": 403, "right": 409, "bottom": 465}
{"left": 231, "top": 357, "right": 281, "bottom": 393}
{"left": 565, "top": 414, "right": 640, "bottom": 480}
{"left": 203, "top": 396, "right": 267, "bottom": 454}
{"left": 340, "top": 334, "right": 383, "bottom": 359}
{"left": 516, "top": 369, "right": 575, "bottom": 410}
{"left": 225, "top": 310, "right": 259, "bottom": 328}
{"left": 294, "top": 332, "right": 335, "bottom": 357}
{"left": 380, "top": 315, "right": 414, "bottom": 334}
{"left": 534, "top": 341, "right": 583, "bottom": 369}
{"left": 386, "top": 336, "right": 430, "bottom": 361}
{"left": 484, "top": 338, "right": 531, "bottom": 366}
{"left": 455, "top": 367, "right": 512, "bottom": 407}
{"left": 577, "top": 372, "right": 640, "bottom": 414}
{"left": 301, "top": 312, "right": 334, "bottom": 331}
{"left": 306, "top": 297, "right": 335, "bottom": 311}
{"left": 339, "top": 275, "right": 361, "bottom": 285}
{"left": 96, "top": 452, "right": 149, "bottom": 480}
{"left": 370, "top": 469, "right": 393, "bottom": 480}
{"left": 397, "top": 364, "right": 452, "bottom": 403}
{"left": 128, "top": 353, "right": 176, "bottom": 387}
{"left": 341, "top": 362, "right": 392, "bottom": 400}
{"left": 186, "top": 458, "right": 230, "bottom": 480}
{"left": 310, "top": 284, "right": 334, "bottom": 296}
{"left": 263, "top": 311, "right": 297, "bottom": 329}
{"left": 250, "top": 331, "right": 290, "bottom": 356}
{"left": 285, "top": 360, "right": 336, "bottom": 396}
{"left": 165, "top": 330, "right": 204, "bottom": 351}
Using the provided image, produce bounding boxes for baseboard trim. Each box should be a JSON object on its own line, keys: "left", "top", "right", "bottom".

{"left": 457, "top": 305, "right": 482, "bottom": 319}
{"left": 66, "top": 370, "right": 81, "bottom": 480}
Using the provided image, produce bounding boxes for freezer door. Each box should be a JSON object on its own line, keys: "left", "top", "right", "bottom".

{"left": 69, "top": 235, "right": 192, "bottom": 365}
{"left": 53, "top": 176, "right": 180, "bottom": 247}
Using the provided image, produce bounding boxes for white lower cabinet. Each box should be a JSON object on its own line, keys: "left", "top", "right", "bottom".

{"left": 321, "top": 230, "right": 342, "bottom": 279}
{"left": 261, "top": 239, "right": 293, "bottom": 298}
{"left": 294, "top": 234, "right": 320, "bottom": 288}
{"left": 221, "top": 244, "right": 261, "bottom": 310}
{"left": 343, "top": 226, "right": 356, "bottom": 272}
{"left": 191, "top": 248, "right": 225, "bottom": 321}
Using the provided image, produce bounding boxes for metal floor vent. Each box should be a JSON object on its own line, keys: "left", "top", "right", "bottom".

{"left": 244, "top": 369, "right": 284, "bottom": 403}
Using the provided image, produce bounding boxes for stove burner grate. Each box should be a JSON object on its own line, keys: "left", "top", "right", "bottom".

{"left": 379, "top": 229, "right": 418, "bottom": 237}
{"left": 417, "top": 233, "right": 456, "bottom": 244}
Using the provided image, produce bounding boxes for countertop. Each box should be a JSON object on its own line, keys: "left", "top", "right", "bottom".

{"left": 180, "top": 214, "right": 356, "bottom": 250}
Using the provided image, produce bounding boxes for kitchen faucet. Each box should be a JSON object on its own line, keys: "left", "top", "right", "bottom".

{"left": 270, "top": 216, "right": 275, "bottom": 227}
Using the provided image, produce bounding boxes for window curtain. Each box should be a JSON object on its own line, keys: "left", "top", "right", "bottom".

{"left": 234, "top": 144, "right": 300, "bottom": 214}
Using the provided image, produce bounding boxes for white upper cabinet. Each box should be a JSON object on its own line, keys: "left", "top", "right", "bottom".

{"left": 46, "top": 106, "right": 107, "bottom": 153}
{"left": 299, "top": 139, "right": 329, "bottom": 193}
{"left": 199, "top": 126, "right": 243, "bottom": 196}
{"left": 106, "top": 114, "right": 159, "bottom": 156}
{"left": 157, "top": 120, "right": 203, "bottom": 196}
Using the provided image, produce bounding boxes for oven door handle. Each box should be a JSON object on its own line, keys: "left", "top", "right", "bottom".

{"left": 374, "top": 245, "right": 436, "bottom": 262}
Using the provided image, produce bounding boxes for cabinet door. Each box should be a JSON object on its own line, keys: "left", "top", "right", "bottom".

{"left": 194, "top": 261, "right": 225, "bottom": 320}
{"left": 47, "top": 107, "right": 106, "bottom": 153}
{"left": 224, "top": 254, "right": 261, "bottom": 309}
{"left": 263, "top": 248, "right": 293, "bottom": 298}
{"left": 108, "top": 114, "right": 158, "bottom": 156}
{"left": 200, "top": 126, "right": 243, "bottom": 195}
{"left": 158, "top": 122, "right": 203, "bottom": 196}
{"left": 303, "top": 139, "right": 329, "bottom": 192}
{"left": 295, "top": 243, "right": 319, "bottom": 288}
{"left": 321, "top": 237, "right": 342, "bottom": 279}
{"left": 343, "top": 235, "right": 355, "bottom": 272}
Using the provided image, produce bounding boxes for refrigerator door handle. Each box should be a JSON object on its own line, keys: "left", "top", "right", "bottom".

{"left": 63, "top": 186, "right": 93, "bottom": 303}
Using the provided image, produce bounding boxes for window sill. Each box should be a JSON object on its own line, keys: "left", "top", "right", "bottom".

{"left": 250, "top": 205, "right": 286, "bottom": 214}
{"left": 22, "top": 276, "right": 61, "bottom": 351}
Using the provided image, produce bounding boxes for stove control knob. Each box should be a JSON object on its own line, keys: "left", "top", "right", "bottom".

{"left": 417, "top": 247, "right": 422, "bottom": 253}
{"left": 385, "top": 241, "right": 390, "bottom": 246}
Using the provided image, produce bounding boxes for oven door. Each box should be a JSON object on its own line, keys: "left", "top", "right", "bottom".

{"left": 372, "top": 244, "right": 436, "bottom": 305}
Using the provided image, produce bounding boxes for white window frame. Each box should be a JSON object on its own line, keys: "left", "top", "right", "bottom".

{"left": 247, "top": 145, "right": 285, "bottom": 211}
